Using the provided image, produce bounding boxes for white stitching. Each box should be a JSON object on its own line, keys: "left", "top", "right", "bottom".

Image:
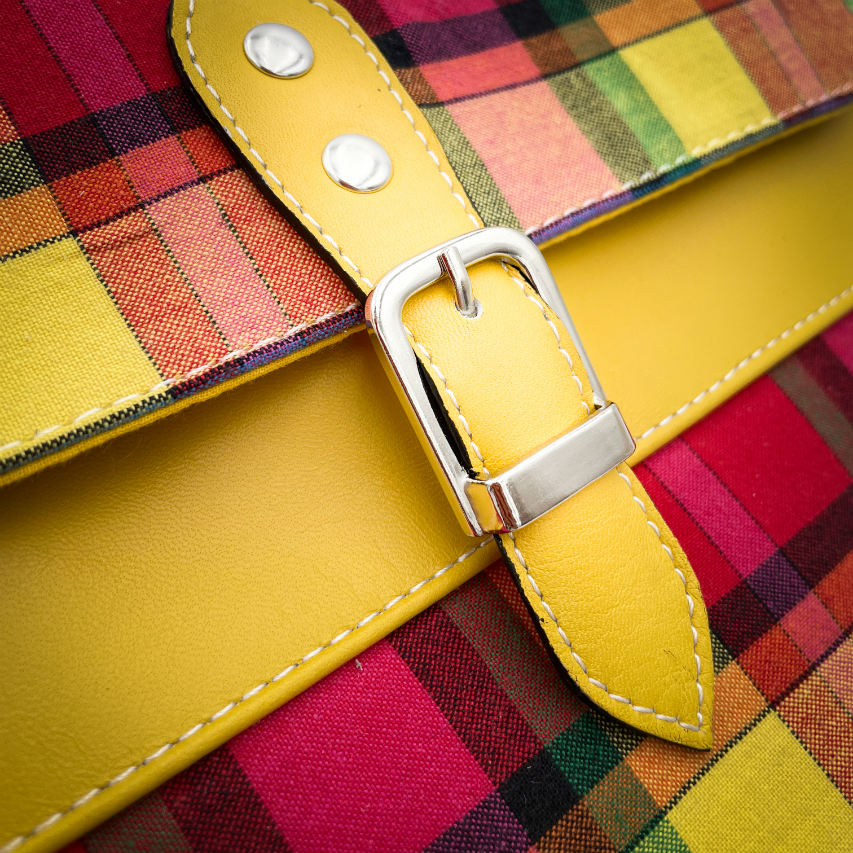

{"left": 0, "top": 305, "right": 360, "bottom": 456}
{"left": 185, "top": 0, "right": 374, "bottom": 291}
{"left": 634, "top": 284, "right": 853, "bottom": 442}
{"left": 8, "top": 8, "right": 848, "bottom": 462}
{"left": 525, "top": 81, "right": 853, "bottom": 236}
{"left": 404, "top": 324, "right": 491, "bottom": 477}
{"left": 186, "top": 0, "right": 479, "bottom": 299}
{"left": 404, "top": 256, "right": 595, "bottom": 475}
{"left": 5, "top": 234, "right": 851, "bottom": 464}
{"left": 0, "top": 539, "right": 491, "bottom": 853}
{"left": 618, "top": 470, "right": 704, "bottom": 728}
{"left": 262, "top": 7, "right": 591, "bottom": 466}
{"left": 9, "top": 17, "right": 850, "bottom": 461}
{"left": 307, "top": 1, "right": 480, "bottom": 231}
{"left": 501, "top": 262, "right": 591, "bottom": 414}
{"left": 432, "top": 252, "right": 704, "bottom": 730}
{"left": 399, "top": 283, "right": 699, "bottom": 729}
{"left": 506, "top": 507, "right": 703, "bottom": 733}
{"left": 8, "top": 9, "right": 843, "bottom": 846}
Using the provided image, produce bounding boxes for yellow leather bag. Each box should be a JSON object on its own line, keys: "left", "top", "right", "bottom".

{"left": 1, "top": 0, "right": 851, "bottom": 849}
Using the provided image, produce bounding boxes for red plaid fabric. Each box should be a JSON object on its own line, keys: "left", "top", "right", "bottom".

{"left": 65, "top": 311, "right": 853, "bottom": 850}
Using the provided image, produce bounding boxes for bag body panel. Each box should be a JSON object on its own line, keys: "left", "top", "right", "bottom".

{"left": 1, "top": 0, "right": 852, "bottom": 848}
{"left": 66, "top": 310, "right": 853, "bottom": 852}
{"left": 3, "top": 113, "right": 853, "bottom": 841}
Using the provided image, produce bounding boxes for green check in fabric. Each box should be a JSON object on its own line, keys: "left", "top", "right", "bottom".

{"left": 0, "top": 2, "right": 850, "bottom": 850}
{"left": 343, "top": 0, "right": 853, "bottom": 239}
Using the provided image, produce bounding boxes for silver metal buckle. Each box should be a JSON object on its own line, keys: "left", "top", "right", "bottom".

{"left": 365, "top": 227, "right": 635, "bottom": 536}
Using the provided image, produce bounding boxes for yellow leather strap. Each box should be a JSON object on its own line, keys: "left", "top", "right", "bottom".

{"left": 170, "top": 0, "right": 713, "bottom": 747}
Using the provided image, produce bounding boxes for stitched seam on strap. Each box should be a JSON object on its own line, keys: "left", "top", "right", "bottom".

{"left": 506, "top": 503, "right": 703, "bottom": 731}
{"left": 525, "top": 81, "right": 853, "bottom": 236}
{"left": 13, "top": 279, "right": 849, "bottom": 455}
{"left": 635, "top": 284, "right": 853, "bottom": 442}
{"left": 184, "top": 0, "right": 373, "bottom": 289}
{"left": 500, "top": 262, "right": 591, "bottom": 413}
{"left": 0, "top": 305, "right": 360, "bottom": 455}
{"left": 404, "top": 325, "right": 491, "bottom": 477}
{"left": 401, "top": 298, "right": 698, "bottom": 729}
{"left": 481, "top": 263, "right": 700, "bottom": 728}
{"left": 185, "top": 0, "right": 480, "bottom": 299}
{"left": 618, "top": 470, "right": 704, "bottom": 727}
{"left": 307, "top": 2, "right": 480, "bottom": 230}
{"left": 0, "top": 539, "right": 491, "bottom": 853}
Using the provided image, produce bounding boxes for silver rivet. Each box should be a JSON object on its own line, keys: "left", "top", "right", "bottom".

{"left": 244, "top": 23, "right": 314, "bottom": 78}
{"left": 322, "top": 134, "right": 392, "bottom": 193}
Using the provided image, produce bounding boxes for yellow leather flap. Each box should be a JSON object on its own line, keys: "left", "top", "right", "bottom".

{"left": 1, "top": 103, "right": 852, "bottom": 853}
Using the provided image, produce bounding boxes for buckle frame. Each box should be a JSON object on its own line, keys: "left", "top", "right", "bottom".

{"left": 365, "top": 227, "right": 635, "bottom": 536}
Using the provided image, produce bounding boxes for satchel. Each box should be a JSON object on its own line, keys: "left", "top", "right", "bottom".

{"left": 0, "top": 0, "right": 851, "bottom": 850}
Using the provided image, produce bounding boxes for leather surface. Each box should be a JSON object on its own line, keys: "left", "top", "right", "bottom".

{"left": 501, "top": 464, "right": 712, "bottom": 745}
{"left": 173, "top": 0, "right": 480, "bottom": 293}
{"left": 548, "top": 107, "right": 853, "bottom": 460}
{"left": 2, "top": 1, "right": 852, "bottom": 849}
{"left": 0, "top": 332, "right": 498, "bottom": 853}
{"left": 171, "top": 0, "right": 713, "bottom": 747}
{"left": 2, "top": 97, "right": 853, "bottom": 853}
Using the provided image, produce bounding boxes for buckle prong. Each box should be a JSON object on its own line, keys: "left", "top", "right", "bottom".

{"left": 438, "top": 246, "right": 479, "bottom": 318}
{"left": 366, "top": 227, "right": 634, "bottom": 536}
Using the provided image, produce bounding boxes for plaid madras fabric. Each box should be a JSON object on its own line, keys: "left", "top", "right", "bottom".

{"left": 65, "top": 312, "right": 853, "bottom": 851}
{"left": 346, "top": 0, "right": 853, "bottom": 239}
{"left": 1, "top": 0, "right": 851, "bottom": 480}
{"left": 0, "top": 0, "right": 358, "bottom": 479}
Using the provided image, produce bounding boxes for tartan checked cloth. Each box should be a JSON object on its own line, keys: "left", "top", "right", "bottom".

{"left": 63, "top": 311, "right": 853, "bottom": 851}
{"left": 2, "top": 1, "right": 852, "bottom": 848}
{"left": 1, "top": 0, "right": 852, "bottom": 479}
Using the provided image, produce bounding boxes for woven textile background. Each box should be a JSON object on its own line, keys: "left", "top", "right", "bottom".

{"left": 346, "top": 0, "right": 853, "bottom": 239}
{"left": 1, "top": 0, "right": 852, "bottom": 479}
{"left": 63, "top": 312, "right": 853, "bottom": 851}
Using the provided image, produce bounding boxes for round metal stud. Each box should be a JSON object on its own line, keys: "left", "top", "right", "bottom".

{"left": 243, "top": 23, "right": 314, "bottom": 79}
{"left": 322, "top": 134, "right": 393, "bottom": 193}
